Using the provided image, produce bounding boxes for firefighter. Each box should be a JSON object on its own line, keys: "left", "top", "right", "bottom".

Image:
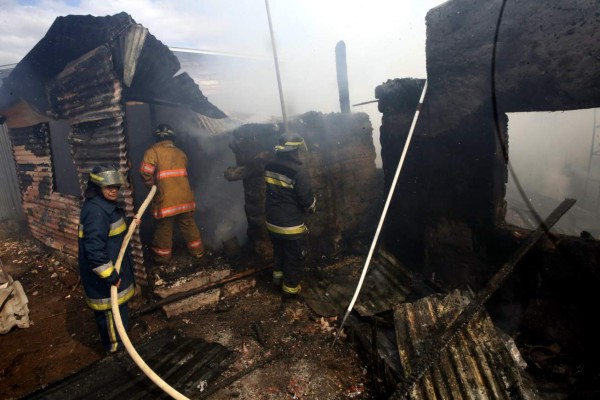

{"left": 78, "top": 164, "right": 135, "bottom": 354}
{"left": 140, "top": 123, "right": 205, "bottom": 263}
{"left": 265, "top": 132, "right": 316, "bottom": 299}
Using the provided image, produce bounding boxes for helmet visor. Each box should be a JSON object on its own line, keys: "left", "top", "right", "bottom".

{"left": 90, "top": 170, "right": 125, "bottom": 187}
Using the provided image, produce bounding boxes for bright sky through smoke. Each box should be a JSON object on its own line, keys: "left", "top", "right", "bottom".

{"left": 0, "top": 1, "right": 445, "bottom": 132}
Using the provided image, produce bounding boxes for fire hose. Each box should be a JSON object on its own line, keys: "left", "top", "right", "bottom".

{"left": 332, "top": 80, "right": 428, "bottom": 347}
{"left": 110, "top": 185, "right": 190, "bottom": 400}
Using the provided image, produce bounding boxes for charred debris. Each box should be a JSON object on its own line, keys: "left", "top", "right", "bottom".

{"left": 1, "top": 0, "right": 600, "bottom": 398}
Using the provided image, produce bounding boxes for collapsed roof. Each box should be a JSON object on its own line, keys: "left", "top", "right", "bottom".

{"left": 0, "top": 12, "right": 225, "bottom": 119}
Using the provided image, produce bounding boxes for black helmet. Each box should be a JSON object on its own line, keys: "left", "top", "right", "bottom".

{"left": 154, "top": 123, "right": 175, "bottom": 140}
{"left": 274, "top": 132, "right": 305, "bottom": 153}
{"left": 89, "top": 165, "right": 125, "bottom": 187}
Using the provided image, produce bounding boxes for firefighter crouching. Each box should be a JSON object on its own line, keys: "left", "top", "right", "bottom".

{"left": 78, "top": 165, "right": 135, "bottom": 354}
{"left": 139, "top": 124, "right": 205, "bottom": 264}
{"left": 264, "top": 132, "right": 316, "bottom": 299}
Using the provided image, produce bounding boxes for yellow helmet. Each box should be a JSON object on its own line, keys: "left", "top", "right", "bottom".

{"left": 274, "top": 132, "right": 305, "bottom": 152}
{"left": 88, "top": 165, "right": 125, "bottom": 187}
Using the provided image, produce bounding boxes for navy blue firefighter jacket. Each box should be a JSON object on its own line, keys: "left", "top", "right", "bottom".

{"left": 78, "top": 195, "right": 135, "bottom": 311}
{"left": 264, "top": 155, "right": 316, "bottom": 240}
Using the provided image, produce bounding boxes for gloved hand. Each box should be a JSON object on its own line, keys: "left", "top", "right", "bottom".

{"left": 308, "top": 205, "right": 317, "bottom": 214}
{"left": 105, "top": 269, "right": 121, "bottom": 287}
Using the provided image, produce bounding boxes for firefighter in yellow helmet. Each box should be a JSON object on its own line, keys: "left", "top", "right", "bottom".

{"left": 264, "top": 132, "right": 316, "bottom": 299}
{"left": 78, "top": 165, "right": 135, "bottom": 354}
{"left": 139, "top": 124, "right": 205, "bottom": 263}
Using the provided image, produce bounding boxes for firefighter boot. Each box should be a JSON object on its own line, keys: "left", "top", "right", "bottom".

{"left": 279, "top": 284, "right": 302, "bottom": 317}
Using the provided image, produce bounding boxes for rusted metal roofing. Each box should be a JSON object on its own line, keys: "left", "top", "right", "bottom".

{"left": 46, "top": 44, "right": 146, "bottom": 284}
{"left": 0, "top": 12, "right": 225, "bottom": 119}
{"left": 392, "top": 290, "right": 533, "bottom": 399}
{"left": 303, "top": 251, "right": 439, "bottom": 392}
{"left": 303, "top": 250, "right": 434, "bottom": 318}
{"left": 23, "top": 329, "right": 235, "bottom": 399}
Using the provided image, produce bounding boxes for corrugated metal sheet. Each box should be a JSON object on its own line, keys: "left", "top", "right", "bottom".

{"left": 0, "top": 124, "right": 23, "bottom": 220}
{"left": 303, "top": 250, "right": 428, "bottom": 318}
{"left": 393, "top": 290, "right": 533, "bottom": 399}
{"left": 354, "top": 250, "right": 415, "bottom": 317}
{"left": 23, "top": 329, "right": 235, "bottom": 399}
{"left": 303, "top": 251, "right": 439, "bottom": 392}
{"left": 197, "top": 114, "right": 240, "bottom": 136}
{"left": 0, "top": 13, "right": 224, "bottom": 120}
{"left": 120, "top": 23, "right": 148, "bottom": 87}
{"left": 47, "top": 44, "right": 147, "bottom": 285}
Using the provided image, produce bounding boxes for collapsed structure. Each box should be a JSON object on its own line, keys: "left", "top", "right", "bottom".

{"left": 372, "top": 0, "right": 600, "bottom": 396}
{"left": 0, "top": 0, "right": 599, "bottom": 398}
{"left": 0, "top": 13, "right": 227, "bottom": 286}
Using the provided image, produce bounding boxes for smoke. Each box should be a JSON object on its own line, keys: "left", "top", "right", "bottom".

{"left": 171, "top": 114, "right": 247, "bottom": 250}
{"left": 506, "top": 109, "right": 600, "bottom": 236}
{"left": 1, "top": 1, "right": 446, "bottom": 169}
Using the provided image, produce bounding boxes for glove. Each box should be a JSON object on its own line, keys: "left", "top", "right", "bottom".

{"left": 105, "top": 269, "right": 120, "bottom": 286}
{"left": 308, "top": 205, "right": 317, "bottom": 214}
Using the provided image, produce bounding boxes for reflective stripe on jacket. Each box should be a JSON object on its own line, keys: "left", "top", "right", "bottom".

{"left": 139, "top": 140, "right": 196, "bottom": 219}
{"left": 78, "top": 196, "right": 135, "bottom": 311}
{"left": 264, "top": 155, "right": 315, "bottom": 240}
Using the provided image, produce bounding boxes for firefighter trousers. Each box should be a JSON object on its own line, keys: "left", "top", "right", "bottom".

{"left": 151, "top": 212, "right": 204, "bottom": 262}
{"left": 94, "top": 302, "right": 128, "bottom": 354}
{"left": 270, "top": 235, "right": 306, "bottom": 294}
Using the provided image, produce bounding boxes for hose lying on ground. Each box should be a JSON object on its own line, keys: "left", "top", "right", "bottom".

{"left": 110, "top": 185, "right": 190, "bottom": 400}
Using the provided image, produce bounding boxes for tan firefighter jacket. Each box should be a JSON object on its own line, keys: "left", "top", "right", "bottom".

{"left": 139, "top": 140, "right": 196, "bottom": 219}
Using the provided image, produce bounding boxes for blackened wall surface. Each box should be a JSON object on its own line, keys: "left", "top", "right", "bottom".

{"left": 230, "top": 111, "right": 382, "bottom": 262}
{"left": 378, "top": 0, "right": 600, "bottom": 289}
{"left": 8, "top": 123, "right": 80, "bottom": 255}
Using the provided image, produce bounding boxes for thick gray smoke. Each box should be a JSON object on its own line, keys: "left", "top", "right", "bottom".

{"left": 506, "top": 109, "right": 600, "bottom": 237}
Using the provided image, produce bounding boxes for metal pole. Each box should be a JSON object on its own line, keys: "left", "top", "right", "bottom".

{"left": 332, "top": 80, "right": 428, "bottom": 347}
{"left": 265, "top": 0, "right": 288, "bottom": 132}
{"left": 335, "top": 40, "right": 350, "bottom": 114}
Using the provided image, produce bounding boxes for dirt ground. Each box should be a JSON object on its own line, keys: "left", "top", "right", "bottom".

{"left": 0, "top": 228, "right": 372, "bottom": 400}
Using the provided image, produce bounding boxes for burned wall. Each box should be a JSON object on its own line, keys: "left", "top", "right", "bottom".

{"left": 426, "top": 0, "right": 600, "bottom": 135}
{"left": 228, "top": 111, "right": 382, "bottom": 261}
{"left": 379, "top": 0, "right": 600, "bottom": 290}
{"left": 8, "top": 123, "right": 80, "bottom": 255}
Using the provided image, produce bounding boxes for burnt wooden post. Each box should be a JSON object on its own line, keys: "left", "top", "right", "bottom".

{"left": 336, "top": 41, "right": 350, "bottom": 114}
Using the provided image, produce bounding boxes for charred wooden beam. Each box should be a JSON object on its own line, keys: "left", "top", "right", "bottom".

{"left": 132, "top": 265, "right": 273, "bottom": 317}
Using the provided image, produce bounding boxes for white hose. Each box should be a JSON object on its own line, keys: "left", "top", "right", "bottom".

{"left": 333, "top": 81, "right": 428, "bottom": 346}
{"left": 110, "top": 185, "right": 190, "bottom": 400}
